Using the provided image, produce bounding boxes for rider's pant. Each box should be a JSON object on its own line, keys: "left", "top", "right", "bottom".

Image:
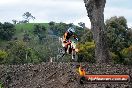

{"left": 63, "top": 41, "right": 71, "bottom": 52}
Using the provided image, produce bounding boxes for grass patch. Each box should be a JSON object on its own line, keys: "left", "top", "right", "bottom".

{"left": 15, "top": 23, "right": 49, "bottom": 31}
{"left": 14, "top": 23, "right": 49, "bottom": 39}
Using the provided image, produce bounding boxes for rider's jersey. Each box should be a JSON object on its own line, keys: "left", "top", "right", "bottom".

{"left": 63, "top": 32, "right": 77, "bottom": 43}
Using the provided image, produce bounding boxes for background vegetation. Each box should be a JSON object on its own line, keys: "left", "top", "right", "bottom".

{"left": 0, "top": 16, "right": 132, "bottom": 65}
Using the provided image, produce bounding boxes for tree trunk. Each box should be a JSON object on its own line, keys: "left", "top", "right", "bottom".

{"left": 84, "top": 0, "right": 111, "bottom": 63}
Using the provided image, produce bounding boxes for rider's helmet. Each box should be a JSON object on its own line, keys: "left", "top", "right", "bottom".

{"left": 67, "top": 27, "right": 75, "bottom": 34}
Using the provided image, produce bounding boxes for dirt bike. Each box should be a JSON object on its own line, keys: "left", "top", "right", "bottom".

{"left": 57, "top": 38, "right": 78, "bottom": 62}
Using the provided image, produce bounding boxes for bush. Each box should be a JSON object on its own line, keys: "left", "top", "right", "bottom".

{"left": 5, "top": 40, "right": 41, "bottom": 64}
{"left": 111, "top": 52, "right": 119, "bottom": 64}
{"left": 0, "top": 50, "right": 8, "bottom": 64}
{"left": 80, "top": 29, "right": 93, "bottom": 43}
{"left": 121, "top": 45, "right": 132, "bottom": 65}
{"left": 77, "top": 41, "right": 95, "bottom": 63}
{"left": 0, "top": 22, "right": 15, "bottom": 40}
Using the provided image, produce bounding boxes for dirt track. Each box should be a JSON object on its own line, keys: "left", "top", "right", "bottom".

{"left": 0, "top": 62, "right": 132, "bottom": 88}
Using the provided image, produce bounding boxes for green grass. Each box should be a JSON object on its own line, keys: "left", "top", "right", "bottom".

{"left": 14, "top": 23, "right": 49, "bottom": 41}
{"left": 1, "top": 22, "right": 53, "bottom": 43}
{"left": 15, "top": 23, "right": 49, "bottom": 31}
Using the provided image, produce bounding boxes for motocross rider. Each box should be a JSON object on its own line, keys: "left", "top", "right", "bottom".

{"left": 62, "top": 27, "right": 78, "bottom": 53}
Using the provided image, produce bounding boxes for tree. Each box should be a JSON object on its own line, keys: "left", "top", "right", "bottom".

{"left": 80, "top": 29, "right": 93, "bottom": 43}
{"left": 127, "top": 28, "right": 132, "bottom": 44}
{"left": 48, "top": 22, "right": 68, "bottom": 36}
{"left": 105, "top": 16, "right": 132, "bottom": 63}
{"left": 0, "top": 22, "right": 15, "bottom": 40}
{"left": 18, "top": 20, "right": 29, "bottom": 24}
{"left": 33, "top": 24, "right": 47, "bottom": 43}
{"left": 77, "top": 41, "right": 95, "bottom": 62}
{"left": 12, "top": 19, "right": 18, "bottom": 24}
{"left": 23, "top": 33, "right": 31, "bottom": 42}
{"left": 6, "top": 41, "right": 41, "bottom": 64}
{"left": 106, "top": 16, "right": 130, "bottom": 52}
{"left": 78, "top": 22, "right": 85, "bottom": 28}
{"left": 121, "top": 45, "right": 132, "bottom": 65}
{"left": 49, "top": 21, "right": 55, "bottom": 26}
{"left": 55, "top": 22, "right": 68, "bottom": 36}
{"left": 84, "top": 0, "right": 111, "bottom": 63}
{"left": 33, "top": 24, "right": 46, "bottom": 35}
{"left": 22, "top": 12, "right": 35, "bottom": 23}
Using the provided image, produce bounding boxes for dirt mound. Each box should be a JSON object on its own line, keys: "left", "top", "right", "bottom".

{"left": 0, "top": 63, "right": 132, "bottom": 88}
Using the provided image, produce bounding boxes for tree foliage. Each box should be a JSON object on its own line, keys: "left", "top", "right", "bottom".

{"left": 80, "top": 29, "right": 93, "bottom": 43}
{"left": 105, "top": 16, "right": 132, "bottom": 64}
{"left": 0, "top": 22, "right": 15, "bottom": 40}
{"left": 5, "top": 41, "right": 41, "bottom": 64}
{"left": 33, "top": 24, "right": 47, "bottom": 43}
{"left": 0, "top": 17, "right": 132, "bottom": 65}
{"left": 78, "top": 22, "right": 85, "bottom": 28}
{"left": 0, "top": 50, "right": 8, "bottom": 64}
{"left": 48, "top": 22, "right": 86, "bottom": 37}
{"left": 121, "top": 45, "right": 132, "bottom": 65}
{"left": 12, "top": 19, "right": 18, "bottom": 24}
{"left": 22, "top": 12, "right": 35, "bottom": 23}
{"left": 49, "top": 22, "right": 68, "bottom": 36}
{"left": 106, "top": 16, "right": 130, "bottom": 51}
{"left": 77, "top": 41, "right": 95, "bottom": 63}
